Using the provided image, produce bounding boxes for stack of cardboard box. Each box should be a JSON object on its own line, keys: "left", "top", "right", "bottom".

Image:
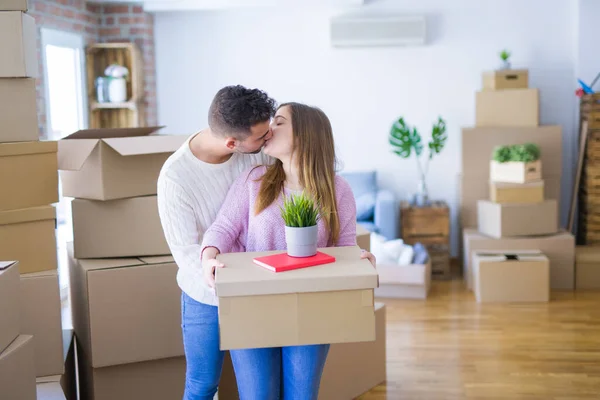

{"left": 0, "top": 2, "right": 68, "bottom": 397}
{"left": 459, "top": 68, "right": 576, "bottom": 293}
{"left": 58, "top": 128, "right": 191, "bottom": 399}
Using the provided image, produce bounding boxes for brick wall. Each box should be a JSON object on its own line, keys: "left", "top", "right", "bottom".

{"left": 28, "top": 0, "right": 157, "bottom": 136}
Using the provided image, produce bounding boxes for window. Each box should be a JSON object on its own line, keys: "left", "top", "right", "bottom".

{"left": 41, "top": 28, "right": 87, "bottom": 301}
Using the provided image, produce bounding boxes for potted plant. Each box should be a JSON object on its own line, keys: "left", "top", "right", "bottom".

{"left": 490, "top": 143, "right": 542, "bottom": 183}
{"left": 389, "top": 116, "right": 447, "bottom": 206}
{"left": 499, "top": 49, "right": 511, "bottom": 70}
{"left": 281, "top": 192, "right": 321, "bottom": 257}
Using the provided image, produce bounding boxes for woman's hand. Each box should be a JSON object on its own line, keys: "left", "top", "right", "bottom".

{"left": 360, "top": 249, "right": 376, "bottom": 268}
{"left": 202, "top": 247, "right": 224, "bottom": 288}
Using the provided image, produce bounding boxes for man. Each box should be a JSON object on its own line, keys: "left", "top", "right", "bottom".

{"left": 157, "top": 85, "right": 375, "bottom": 399}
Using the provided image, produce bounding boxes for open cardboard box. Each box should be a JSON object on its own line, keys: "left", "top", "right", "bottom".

{"left": 375, "top": 254, "right": 432, "bottom": 299}
{"left": 215, "top": 245, "right": 379, "bottom": 351}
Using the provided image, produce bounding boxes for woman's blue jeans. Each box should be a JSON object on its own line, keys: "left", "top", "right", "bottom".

{"left": 181, "top": 292, "right": 329, "bottom": 400}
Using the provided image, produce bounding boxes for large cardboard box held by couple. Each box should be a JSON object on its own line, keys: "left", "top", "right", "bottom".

{"left": 463, "top": 229, "right": 575, "bottom": 290}
{"left": 216, "top": 246, "right": 379, "bottom": 350}
{"left": 57, "top": 127, "right": 187, "bottom": 200}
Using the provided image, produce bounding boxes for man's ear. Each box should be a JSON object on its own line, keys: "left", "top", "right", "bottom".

{"left": 225, "top": 137, "right": 237, "bottom": 150}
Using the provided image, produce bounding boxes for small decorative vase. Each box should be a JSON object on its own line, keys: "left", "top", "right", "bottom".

{"left": 285, "top": 225, "right": 318, "bottom": 257}
{"left": 107, "top": 77, "right": 127, "bottom": 103}
{"left": 413, "top": 177, "right": 430, "bottom": 207}
{"left": 498, "top": 60, "right": 511, "bottom": 70}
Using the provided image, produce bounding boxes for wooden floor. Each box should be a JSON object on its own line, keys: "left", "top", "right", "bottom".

{"left": 358, "top": 279, "right": 600, "bottom": 400}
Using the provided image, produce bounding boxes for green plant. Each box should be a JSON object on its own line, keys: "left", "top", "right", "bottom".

{"left": 499, "top": 49, "right": 511, "bottom": 61}
{"left": 280, "top": 192, "right": 320, "bottom": 228}
{"left": 388, "top": 116, "right": 447, "bottom": 180}
{"left": 492, "top": 143, "right": 540, "bottom": 163}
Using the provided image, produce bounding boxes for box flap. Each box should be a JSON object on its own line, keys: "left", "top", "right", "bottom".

{"left": 138, "top": 255, "right": 175, "bottom": 264}
{"left": 377, "top": 263, "right": 428, "bottom": 285}
{"left": 0, "top": 335, "right": 32, "bottom": 360}
{"left": 102, "top": 134, "right": 188, "bottom": 156}
{"left": 0, "top": 205, "right": 55, "bottom": 226}
{"left": 62, "top": 126, "right": 164, "bottom": 140}
{"left": 474, "top": 250, "right": 546, "bottom": 262}
{"left": 0, "top": 141, "right": 57, "bottom": 157}
{"left": 216, "top": 246, "right": 379, "bottom": 297}
{"left": 57, "top": 139, "right": 99, "bottom": 171}
{"left": 0, "top": 261, "right": 17, "bottom": 271}
{"left": 20, "top": 269, "right": 58, "bottom": 279}
{"left": 575, "top": 246, "right": 600, "bottom": 263}
{"left": 77, "top": 257, "right": 146, "bottom": 272}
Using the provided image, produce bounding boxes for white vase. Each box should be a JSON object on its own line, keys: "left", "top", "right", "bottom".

{"left": 107, "top": 77, "right": 127, "bottom": 103}
{"left": 285, "top": 225, "right": 318, "bottom": 257}
{"left": 413, "top": 176, "right": 430, "bottom": 207}
{"left": 498, "top": 60, "right": 511, "bottom": 70}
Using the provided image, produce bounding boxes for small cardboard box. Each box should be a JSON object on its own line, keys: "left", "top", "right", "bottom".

{"left": 68, "top": 243, "right": 183, "bottom": 368}
{"left": 78, "top": 354, "right": 185, "bottom": 400}
{"left": 0, "top": 261, "right": 20, "bottom": 354}
{"left": 0, "top": 12, "right": 37, "bottom": 77}
{"left": 72, "top": 196, "right": 170, "bottom": 258}
{"left": 375, "top": 258, "right": 432, "bottom": 299}
{"left": 477, "top": 199, "right": 557, "bottom": 238}
{"left": 20, "top": 270, "right": 64, "bottom": 377}
{"left": 318, "top": 302, "right": 386, "bottom": 400}
{"left": 490, "top": 159, "right": 542, "bottom": 184}
{"left": 490, "top": 180, "right": 544, "bottom": 204}
{"left": 0, "top": 141, "right": 59, "bottom": 212}
{"left": 575, "top": 246, "right": 600, "bottom": 290}
{"left": 462, "top": 229, "right": 575, "bottom": 290}
{"left": 0, "top": 78, "right": 39, "bottom": 143}
{"left": 482, "top": 69, "right": 528, "bottom": 90}
{"left": 473, "top": 250, "right": 550, "bottom": 303}
{"left": 476, "top": 88, "right": 539, "bottom": 127}
{"left": 0, "top": 335, "right": 36, "bottom": 400}
{"left": 356, "top": 224, "right": 371, "bottom": 252}
{"left": 215, "top": 246, "right": 379, "bottom": 351}
{"left": 58, "top": 128, "right": 187, "bottom": 200}
{"left": 0, "top": 205, "right": 57, "bottom": 274}
{"left": 0, "top": 0, "right": 29, "bottom": 11}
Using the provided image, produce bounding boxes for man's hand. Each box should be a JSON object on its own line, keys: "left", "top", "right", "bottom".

{"left": 202, "top": 246, "right": 224, "bottom": 288}
{"left": 360, "top": 249, "right": 376, "bottom": 268}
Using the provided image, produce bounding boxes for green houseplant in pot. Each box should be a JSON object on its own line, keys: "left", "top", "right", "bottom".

{"left": 490, "top": 143, "right": 542, "bottom": 183}
{"left": 281, "top": 192, "right": 321, "bottom": 257}
{"left": 499, "top": 49, "right": 511, "bottom": 70}
{"left": 388, "top": 116, "right": 447, "bottom": 206}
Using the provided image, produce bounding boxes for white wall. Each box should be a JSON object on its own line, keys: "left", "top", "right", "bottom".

{"left": 154, "top": 0, "right": 578, "bottom": 255}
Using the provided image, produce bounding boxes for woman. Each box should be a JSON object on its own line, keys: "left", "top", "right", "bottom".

{"left": 200, "top": 102, "right": 369, "bottom": 399}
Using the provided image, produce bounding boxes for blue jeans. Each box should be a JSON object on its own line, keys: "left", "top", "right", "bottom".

{"left": 181, "top": 292, "right": 224, "bottom": 400}
{"left": 230, "top": 344, "right": 330, "bottom": 400}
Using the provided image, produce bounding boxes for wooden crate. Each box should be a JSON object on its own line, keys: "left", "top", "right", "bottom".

{"left": 429, "top": 244, "right": 451, "bottom": 280}
{"left": 86, "top": 42, "right": 145, "bottom": 128}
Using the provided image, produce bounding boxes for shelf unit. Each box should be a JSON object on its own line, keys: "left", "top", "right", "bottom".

{"left": 86, "top": 42, "right": 146, "bottom": 129}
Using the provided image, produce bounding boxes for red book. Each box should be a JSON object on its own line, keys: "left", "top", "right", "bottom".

{"left": 252, "top": 251, "right": 336, "bottom": 273}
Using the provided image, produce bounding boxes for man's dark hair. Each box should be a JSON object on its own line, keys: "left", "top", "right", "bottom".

{"left": 208, "top": 85, "right": 277, "bottom": 138}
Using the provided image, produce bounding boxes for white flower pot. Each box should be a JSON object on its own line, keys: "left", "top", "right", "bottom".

{"left": 285, "top": 225, "right": 318, "bottom": 257}
{"left": 107, "top": 77, "right": 127, "bottom": 103}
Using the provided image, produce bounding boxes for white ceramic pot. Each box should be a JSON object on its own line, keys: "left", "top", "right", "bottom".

{"left": 285, "top": 225, "right": 318, "bottom": 257}
{"left": 107, "top": 77, "right": 127, "bottom": 102}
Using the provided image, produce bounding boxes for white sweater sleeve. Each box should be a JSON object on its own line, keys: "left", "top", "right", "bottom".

{"left": 157, "top": 175, "right": 204, "bottom": 279}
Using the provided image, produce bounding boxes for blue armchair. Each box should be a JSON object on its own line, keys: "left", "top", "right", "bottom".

{"left": 339, "top": 170, "right": 399, "bottom": 240}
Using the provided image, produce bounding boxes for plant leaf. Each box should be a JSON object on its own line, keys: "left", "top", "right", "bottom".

{"left": 389, "top": 117, "right": 422, "bottom": 158}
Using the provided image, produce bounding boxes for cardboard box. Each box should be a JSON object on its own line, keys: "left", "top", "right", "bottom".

{"left": 58, "top": 128, "right": 187, "bottom": 200}
{"left": 475, "top": 88, "right": 539, "bottom": 127}
{"left": 0, "top": 141, "right": 59, "bottom": 211}
{"left": 375, "top": 259, "right": 431, "bottom": 299}
{"left": 0, "top": 261, "right": 20, "bottom": 354}
{"left": 0, "top": 205, "right": 57, "bottom": 274}
{"left": 458, "top": 174, "right": 560, "bottom": 227}
{"left": 356, "top": 224, "right": 371, "bottom": 252}
{"left": 20, "top": 270, "right": 64, "bottom": 377}
{"left": 461, "top": 126, "right": 562, "bottom": 179}
{"left": 318, "top": 302, "right": 386, "bottom": 400}
{"left": 477, "top": 200, "right": 558, "bottom": 238}
{"left": 36, "top": 330, "right": 78, "bottom": 400}
{"left": 490, "top": 159, "right": 542, "bottom": 184}
{"left": 490, "top": 180, "right": 544, "bottom": 204}
{"left": 68, "top": 243, "right": 183, "bottom": 368}
{"left": 482, "top": 69, "right": 529, "bottom": 90}
{"left": 0, "top": 78, "right": 39, "bottom": 143}
{"left": 0, "top": 12, "right": 37, "bottom": 77}
{"left": 0, "top": 0, "right": 29, "bottom": 11}
{"left": 78, "top": 354, "right": 186, "bottom": 400}
{"left": 575, "top": 246, "right": 600, "bottom": 290}
{"left": 215, "top": 246, "right": 379, "bottom": 350}
{"left": 462, "top": 229, "right": 575, "bottom": 290}
{"left": 473, "top": 250, "right": 550, "bottom": 303}
{"left": 72, "top": 196, "right": 170, "bottom": 258}
{"left": 0, "top": 335, "right": 36, "bottom": 400}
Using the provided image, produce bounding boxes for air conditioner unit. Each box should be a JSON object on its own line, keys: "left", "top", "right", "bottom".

{"left": 330, "top": 14, "right": 426, "bottom": 47}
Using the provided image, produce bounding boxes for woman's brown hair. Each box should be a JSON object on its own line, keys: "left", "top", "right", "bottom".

{"left": 254, "top": 102, "right": 340, "bottom": 245}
